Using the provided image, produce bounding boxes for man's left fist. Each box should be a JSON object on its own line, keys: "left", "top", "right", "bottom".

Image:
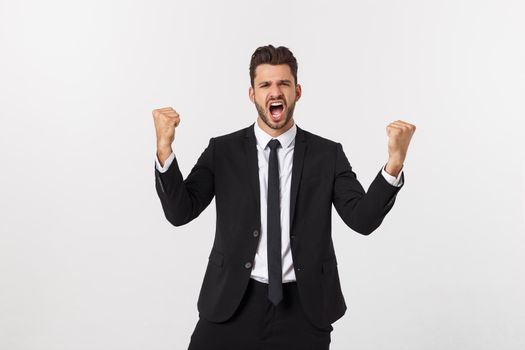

{"left": 386, "top": 120, "right": 416, "bottom": 168}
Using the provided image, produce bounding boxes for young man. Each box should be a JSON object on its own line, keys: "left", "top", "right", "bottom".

{"left": 152, "top": 45, "right": 415, "bottom": 350}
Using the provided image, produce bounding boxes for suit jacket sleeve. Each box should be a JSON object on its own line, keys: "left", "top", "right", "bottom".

{"left": 332, "top": 142, "right": 404, "bottom": 235}
{"left": 154, "top": 137, "right": 215, "bottom": 226}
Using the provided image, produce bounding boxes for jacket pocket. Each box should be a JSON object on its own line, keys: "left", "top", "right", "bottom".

{"left": 208, "top": 248, "right": 224, "bottom": 267}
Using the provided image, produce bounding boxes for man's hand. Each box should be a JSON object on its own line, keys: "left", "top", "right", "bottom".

{"left": 385, "top": 120, "right": 416, "bottom": 176}
{"left": 152, "top": 107, "right": 181, "bottom": 166}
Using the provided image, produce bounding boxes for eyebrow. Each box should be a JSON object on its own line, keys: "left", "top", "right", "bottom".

{"left": 258, "top": 80, "right": 293, "bottom": 87}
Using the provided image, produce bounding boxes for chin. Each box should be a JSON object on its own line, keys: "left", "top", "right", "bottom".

{"left": 266, "top": 115, "right": 289, "bottom": 129}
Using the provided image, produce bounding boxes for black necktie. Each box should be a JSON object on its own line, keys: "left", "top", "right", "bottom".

{"left": 267, "top": 138, "right": 283, "bottom": 306}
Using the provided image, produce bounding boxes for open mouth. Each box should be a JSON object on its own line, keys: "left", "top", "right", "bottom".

{"left": 268, "top": 101, "right": 285, "bottom": 121}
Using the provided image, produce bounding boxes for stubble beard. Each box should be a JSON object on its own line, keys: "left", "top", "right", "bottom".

{"left": 254, "top": 97, "right": 296, "bottom": 130}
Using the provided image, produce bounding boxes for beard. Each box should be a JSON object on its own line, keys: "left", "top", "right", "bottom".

{"left": 254, "top": 97, "right": 296, "bottom": 130}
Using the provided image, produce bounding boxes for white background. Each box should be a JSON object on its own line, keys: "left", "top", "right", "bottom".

{"left": 1, "top": 0, "right": 524, "bottom": 349}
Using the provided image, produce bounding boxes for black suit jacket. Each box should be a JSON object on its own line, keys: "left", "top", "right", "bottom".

{"left": 154, "top": 122, "right": 404, "bottom": 328}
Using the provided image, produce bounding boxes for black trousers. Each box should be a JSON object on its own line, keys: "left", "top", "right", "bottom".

{"left": 187, "top": 278, "right": 333, "bottom": 350}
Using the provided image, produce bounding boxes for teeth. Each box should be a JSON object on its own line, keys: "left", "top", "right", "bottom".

{"left": 270, "top": 102, "right": 283, "bottom": 106}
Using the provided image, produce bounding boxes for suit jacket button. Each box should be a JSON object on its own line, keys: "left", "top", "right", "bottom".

{"left": 253, "top": 230, "right": 259, "bottom": 237}
{"left": 290, "top": 234, "right": 295, "bottom": 239}
{"left": 245, "top": 262, "right": 252, "bottom": 269}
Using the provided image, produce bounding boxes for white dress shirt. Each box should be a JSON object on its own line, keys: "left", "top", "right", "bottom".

{"left": 155, "top": 121, "right": 404, "bottom": 283}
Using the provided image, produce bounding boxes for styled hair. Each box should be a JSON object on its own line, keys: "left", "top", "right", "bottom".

{"left": 249, "top": 44, "right": 298, "bottom": 88}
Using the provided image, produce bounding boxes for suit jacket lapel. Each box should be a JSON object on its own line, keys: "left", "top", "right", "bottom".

{"left": 243, "top": 123, "right": 261, "bottom": 222}
{"left": 242, "top": 122, "right": 308, "bottom": 232}
{"left": 290, "top": 124, "right": 307, "bottom": 230}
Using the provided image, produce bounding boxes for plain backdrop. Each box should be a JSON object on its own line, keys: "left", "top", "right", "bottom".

{"left": 1, "top": 0, "right": 524, "bottom": 349}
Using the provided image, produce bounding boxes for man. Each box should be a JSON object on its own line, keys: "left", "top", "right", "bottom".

{"left": 152, "top": 45, "right": 415, "bottom": 349}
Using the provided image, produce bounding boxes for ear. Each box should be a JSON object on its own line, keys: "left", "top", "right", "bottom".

{"left": 295, "top": 84, "right": 302, "bottom": 101}
{"left": 248, "top": 86, "right": 255, "bottom": 103}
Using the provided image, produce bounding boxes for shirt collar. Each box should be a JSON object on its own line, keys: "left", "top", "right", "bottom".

{"left": 253, "top": 119, "right": 297, "bottom": 150}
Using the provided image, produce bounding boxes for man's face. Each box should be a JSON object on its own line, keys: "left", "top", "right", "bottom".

{"left": 249, "top": 64, "right": 302, "bottom": 132}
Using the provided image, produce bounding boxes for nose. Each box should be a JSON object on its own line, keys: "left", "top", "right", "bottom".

{"left": 268, "top": 86, "right": 284, "bottom": 101}
{"left": 268, "top": 82, "right": 284, "bottom": 97}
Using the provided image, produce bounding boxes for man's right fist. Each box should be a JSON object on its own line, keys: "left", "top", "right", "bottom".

{"left": 152, "top": 107, "right": 181, "bottom": 149}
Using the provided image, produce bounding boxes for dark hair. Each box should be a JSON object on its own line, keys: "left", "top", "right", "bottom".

{"left": 249, "top": 44, "right": 298, "bottom": 88}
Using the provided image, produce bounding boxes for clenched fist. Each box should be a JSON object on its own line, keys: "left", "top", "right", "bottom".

{"left": 152, "top": 107, "right": 181, "bottom": 164}
{"left": 385, "top": 120, "right": 416, "bottom": 176}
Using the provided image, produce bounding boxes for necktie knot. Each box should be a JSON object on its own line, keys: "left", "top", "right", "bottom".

{"left": 267, "top": 138, "right": 281, "bottom": 151}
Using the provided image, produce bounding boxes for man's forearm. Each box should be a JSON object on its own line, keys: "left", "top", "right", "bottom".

{"left": 157, "top": 145, "right": 173, "bottom": 167}
{"left": 384, "top": 158, "right": 403, "bottom": 177}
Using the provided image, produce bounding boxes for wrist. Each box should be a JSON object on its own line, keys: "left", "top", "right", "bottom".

{"left": 156, "top": 146, "right": 173, "bottom": 163}
{"left": 385, "top": 159, "right": 403, "bottom": 177}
